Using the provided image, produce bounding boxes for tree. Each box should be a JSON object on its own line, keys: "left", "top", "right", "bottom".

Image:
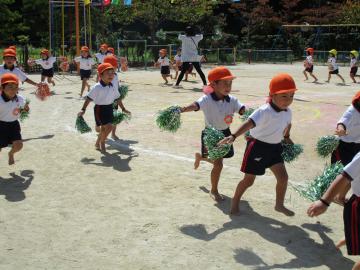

{"left": 0, "top": 0, "right": 25, "bottom": 45}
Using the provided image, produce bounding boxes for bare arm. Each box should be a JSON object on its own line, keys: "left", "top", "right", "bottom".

{"left": 117, "top": 99, "right": 130, "bottom": 114}
{"left": 25, "top": 78, "right": 39, "bottom": 87}
{"left": 219, "top": 119, "right": 255, "bottom": 145}
{"left": 180, "top": 102, "right": 199, "bottom": 113}
{"left": 78, "top": 98, "right": 91, "bottom": 116}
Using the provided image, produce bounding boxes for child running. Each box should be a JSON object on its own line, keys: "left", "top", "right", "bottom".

{"left": 34, "top": 49, "right": 56, "bottom": 86}
{"left": 326, "top": 49, "right": 346, "bottom": 84}
{"left": 155, "top": 49, "right": 173, "bottom": 84}
{"left": 350, "top": 50, "right": 359, "bottom": 84}
{"left": 180, "top": 67, "right": 245, "bottom": 201}
{"left": 0, "top": 73, "right": 29, "bottom": 165}
{"left": 78, "top": 63, "right": 121, "bottom": 152}
{"left": 307, "top": 152, "right": 360, "bottom": 270}
{"left": 0, "top": 48, "right": 39, "bottom": 87}
{"left": 74, "top": 46, "right": 95, "bottom": 97}
{"left": 303, "top": 48, "right": 318, "bottom": 82}
{"left": 103, "top": 55, "right": 131, "bottom": 140}
{"left": 220, "top": 73, "right": 296, "bottom": 216}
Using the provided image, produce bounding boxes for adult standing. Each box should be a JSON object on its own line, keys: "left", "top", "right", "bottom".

{"left": 174, "top": 26, "right": 207, "bottom": 87}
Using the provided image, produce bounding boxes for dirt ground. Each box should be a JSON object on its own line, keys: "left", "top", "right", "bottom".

{"left": 0, "top": 63, "right": 359, "bottom": 269}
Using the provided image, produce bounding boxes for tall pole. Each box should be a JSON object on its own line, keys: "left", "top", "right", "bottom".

{"left": 49, "top": 0, "right": 52, "bottom": 51}
{"left": 83, "top": 3, "right": 87, "bottom": 46}
{"left": 88, "top": 4, "right": 92, "bottom": 51}
{"left": 75, "top": 0, "right": 80, "bottom": 56}
{"left": 62, "top": 0, "right": 65, "bottom": 56}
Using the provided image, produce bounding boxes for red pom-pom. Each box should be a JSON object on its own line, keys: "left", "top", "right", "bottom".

{"left": 35, "top": 83, "right": 52, "bottom": 101}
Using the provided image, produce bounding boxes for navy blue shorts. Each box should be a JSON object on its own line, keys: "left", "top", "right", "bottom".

{"left": 351, "top": 67, "right": 358, "bottom": 75}
{"left": 201, "top": 128, "right": 234, "bottom": 159}
{"left": 161, "top": 66, "right": 170, "bottom": 75}
{"left": 80, "top": 69, "right": 91, "bottom": 80}
{"left": 330, "top": 69, "right": 339, "bottom": 75}
{"left": 0, "top": 120, "right": 22, "bottom": 148}
{"left": 241, "top": 138, "right": 283, "bottom": 175}
{"left": 331, "top": 140, "right": 360, "bottom": 166}
{"left": 344, "top": 194, "right": 360, "bottom": 255}
{"left": 94, "top": 104, "right": 113, "bottom": 126}
{"left": 41, "top": 68, "right": 54, "bottom": 78}
{"left": 305, "top": 66, "right": 313, "bottom": 73}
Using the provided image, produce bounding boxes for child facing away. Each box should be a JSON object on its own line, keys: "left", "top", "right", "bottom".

{"left": 0, "top": 73, "right": 29, "bottom": 165}
{"left": 326, "top": 49, "right": 346, "bottom": 84}
{"left": 0, "top": 48, "right": 39, "bottom": 87}
{"left": 331, "top": 91, "right": 360, "bottom": 204}
{"left": 103, "top": 55, "right": 131, "bottom": 140}
{"left": 180, "top": 66, "right": 245, "bottom": 201}
{"left": 219, "top": 73, "right": 296, "bottom": 216}
{"left": 155, "top": 49, "right": 173, "bottom": 84}
{"left": 307, "top": 152, "right": 360, "bottom": 270}
{"left": 34, "top": 49, "right": 56, "bottom": 86}
{"left": 303, "top": 48, "right": 318, "bottom": 82}
{"left": 74, "top": 46, "right": 96, "bottom": 97}
{"left": 78, "top": 63, "right": 123, "bottom": 152}
{"left": 350, "top": 50, "right": 359, "bottom": 84}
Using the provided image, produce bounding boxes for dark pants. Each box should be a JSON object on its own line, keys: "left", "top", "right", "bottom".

{"left": 175, "top": 62, "right": 207, "bottom": 86}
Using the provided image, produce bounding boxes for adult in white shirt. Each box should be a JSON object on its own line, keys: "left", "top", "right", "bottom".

{"left": 175, "top": 26, "right": 207, "bottom": 87}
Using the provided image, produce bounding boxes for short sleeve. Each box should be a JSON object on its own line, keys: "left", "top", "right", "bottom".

{"left": 235, "top": 99, "right": 245, "bottom": 113}
{"left": 338, "top": 106, "right": 354, "bottom": 129}
{"left": 249, "top": 107, "right": 266, "bottom": 127}
{"left": 196, "top": 95, "right": 208, "bottom": 111}
{"left": 35, "top": 59, "right": 42, "bottom": 65}
{"left": 16, "top": 69, "right": 28, "bottom": 82}
{"left": 344, "top": 153, "right": 360, "bottom": 181}
{"left": 87, "top": 86, "right": 97, "bottom": 101}
{"left": 113, "top": 87, "right": 120, "bottom": 100}
{"left": 18, "top": 95, "right": 25, "bottom": 107}
{"left": 195, "top": 34, "right": 203, "bottom": 42}
{"left": 50, "top": 57, "right": 57, "bottom": 64}
{"left": 74, "top": 56, "right": 81, "bottom": 63}
{"left": 178, "top": 35, "right": 185, "bottom": 41}
{"left": 90, "top": 58, "right": 95, "bottom": 65}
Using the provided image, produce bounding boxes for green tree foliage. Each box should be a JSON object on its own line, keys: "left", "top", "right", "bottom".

{"left": 0, "top": 0, "right": 24, "bottom": 45}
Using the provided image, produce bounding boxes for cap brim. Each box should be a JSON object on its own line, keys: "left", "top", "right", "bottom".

{"left": 272, "top": 88, "right": 297, "bottom": 94}
{"left": 98, "top": 67, "right": 114, "bottom": 73}
{"left": 1, "top": 80, "right": 18, "bottom": 85}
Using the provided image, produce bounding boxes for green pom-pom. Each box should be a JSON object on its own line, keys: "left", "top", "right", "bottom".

{"left": 75, "top": 116, "right": 92, "bottom": 134}
{"left": 293, "top": 161, "right": 344, "bottom": 201}
{"left": 19, "top": 98, "right": 31, "bottom": 122}
{"left": 113, "top": 110, "right": 131, "bottom": 125}
{"left": 118, "top": 84, "right": 129, "bottom": 100}
{"left": 316, "top": 135, "right": 339, "bottom": 158}
{"left": 241, "top": 107, "right": 255, "bottom": 121}
{"left": 203, "top": 126, "right": 231, "bottom": 160}
{"left": 281, "top": 142, "right": 303, "bottom": 163}
{"left": 156, "top": 105, "right": 181, "bottom": 133}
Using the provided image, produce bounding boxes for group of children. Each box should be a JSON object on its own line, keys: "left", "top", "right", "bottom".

{"left": 1, "top": 43, "right": 360, "bottom": 268}
{"left": 155, "top": 48, "right": 197, "bottom": 84}
{"left": 303, "top": 48, "right": 359, "bottom": 84}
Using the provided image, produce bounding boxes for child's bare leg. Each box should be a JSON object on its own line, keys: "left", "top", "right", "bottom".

{"left": 111, "top": 125, "right": 119, "bottom": 140}
{"left": 326, "top": 73, "right": 331, "bottom": 82}
{"left": 194, "top": 152, "right": 214, "bottom": 169}
{"left": 95, "top": 132, "right": 101, "bottom": 150}
{"left": 47, "top": 77, "right": 55, "bottom": 86}
{"left": 99, "top": 124, "right": 112, "bottom": 152}
{"left": 270, "top": 162, "right": 294, "bottom": 216}
{"left": 351, "top": 74, "right": 357, "bottom": 83}
{"left": 310, "top": 73, "right": 318, "bottom": 82}
{"left": 162, "top": 75, "right": 168, "bottom": 84}
{"left": 353, "top": 261, "right": 360, "bottom": 270}
{"left": 8, "top": 140, "right": 23, "bottom": 165}
{"left": 175, "top": 70, "right": 179, "bottom": 80}
{"left": 337, "top": 74, "right": 346, "bottom": 83}
{"left": 210, "top": 159, "right": 224, "bottom": 201}
{"left": 80, "top": 80, "right": 86, "bottom": 97}
{"left": 185, "top": 72, "right": 189, "bottom": 81}
{"left": 231, "top": 173, "right": 256, "bottom": 215}
{"left": 303, "top": 70, "right": 309, "bottom": 80}
{"left": 41, "top": 75, "right": 46, "bottom": 83}
{"left": 336, "top": 238, "right": 346, "bottom": 249}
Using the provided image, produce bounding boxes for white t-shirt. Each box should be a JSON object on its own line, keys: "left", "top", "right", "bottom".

{"left": 174, "top": 55, "right": 181, "bottom": 62}
{"left": 0, "top": 65, "right": 27, "bottom": 82}
{"left": 196, "top": 93, "right": 245, "bottom": 131}
{"left": 337, "top": 105, "right": 360, "bottom": 143}
{"left": 178, "top": 34, "right": 203, "bottom": 62}
{"left": 35, "top": 57, "right": 56, "bottom": 70}
{"left": 95, "top": 53, "right": 108, "bottom": 64}
{"left": 249, "top": 103, "right": 292, "bottom": 144}
{"left": 75, "top": 56, "right": 95, "bottom": 70}
{"left": 344, "top": 152, "right": 360, "bottom": 196}
{"left": 87, "top": 81, "right": 120, "bottom": 105}
{"left": 111, "top": 73, "right": 119, "bottom": 88}
{"left": 350, "top": 58, "right": 358, "bottom": 68}
{"left": 157, "top": 57, "right": 170, "bottom": 67}
{"left": 0, "top": 93, "right": 25, "bottom": 122}
{"left": 328, "top": 57, "right": 338, "bottom": 70}
{"left": 306, "top": 55, "right": 313, "bottom": 66}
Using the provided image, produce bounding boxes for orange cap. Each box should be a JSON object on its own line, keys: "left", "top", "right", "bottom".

{"left": 269, "top": 73, "right": 297, "bottom": 95}
{"left": 97, "top": 63, "right": 114, "bottom": 74}
{"left": 208, "top": 66, "right": 236, "bottom": 83}
{"left": 103, "top": 55, "right": 118, "bottom": 68}
{"left": 108, "top": 47, "right": 115, "bottom": 54}
{"left": 1, "top": 73, "right": 19, "bottom": 85}
{"left": 159, "top": 49, "right": 167, "bottom": 53}
{"left": 40, "top": 49, "right": 49, "bottom": 56}
{"left": 3, "top": 48, "right": 16, "bottom": 58}
{"left": 306, "top": 48, "right": 314, "bottom": 55}
{"left": 81, "top": 46, "right": 89, "bottom": 52}
{"left": 8, "top": 46, "right": 16, "bottom": 51}
{"left": 352, "top": 91, "right": 360, "bottom": 105}
{"left": 100, "top": 43, "right": 108, "bottom": 50}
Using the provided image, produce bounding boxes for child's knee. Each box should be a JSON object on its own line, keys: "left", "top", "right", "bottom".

{"left": 242, "top": 175, "right": 255, "bottom": 187}
{"left": 213, "top": 160, "right": 223, "bottom": 169}
{"left": 12, "top": 141, "right": 23, "bottom": 150}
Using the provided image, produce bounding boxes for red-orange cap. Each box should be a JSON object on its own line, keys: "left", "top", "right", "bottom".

{"left": 103, "top": 55, "right": 118, "bottom": 68}
{"left": 97, "top": 63, "right": 114, "bottom": 74}
{"left": 1, "top": 73, "right": 19, "bottom": 85}
{"left": 352, "top": 91, "right": 360, "bottom": 105}
{"left": 81, "top": 46, "right": 89, "bottom": 52}
{"left": 108, "top": 47, "right": 115, "bottom": 54}
{"left": 208, "top": 66, "right": 236, "bottom": 83}
{"left": 269, "top": 73, "right": 297, "bottom": 95}
{"left": 3, "top": 48, "right": 16, "bottom": 58}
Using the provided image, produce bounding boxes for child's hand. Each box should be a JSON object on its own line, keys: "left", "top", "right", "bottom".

{"left": 122, "top": 109, "right": 131, "bottom": 114}
{"left": 307, "top": 200, "right": 328, "bottom": 217}
{"left": 283, "top": 137, "right": 294, "bottom": 145}
{"left": 218, "top": 136, "right": 235, "bottom": 146}
{"left": 24, "top": 103, "right": 30, "bottom": 112}
{"left": 78, "top": 111, "right": 85, "bottom": 117}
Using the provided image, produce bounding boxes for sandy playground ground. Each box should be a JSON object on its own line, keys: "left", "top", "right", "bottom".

{"left": 0, "top": 63, "right": 359, "bottom": 270}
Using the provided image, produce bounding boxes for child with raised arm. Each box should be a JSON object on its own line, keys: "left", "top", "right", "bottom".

{"left": 220, "top": 73, "right": 296, "bottom": 216}
{"left": 180, "top": 67, "right": 245, "bottom": 201}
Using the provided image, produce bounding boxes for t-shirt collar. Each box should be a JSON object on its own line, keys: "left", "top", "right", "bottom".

{"left": 1, "top": 91, "right": 17, "bottom": 102}
{"left": 270, "top": 101, "right": 287, "bottom": 112}
{"left": 211, "top": 92, "right": 230, "bottom": 103}
{"left": 100, "top": 80, "right": 113, "bottom": 87}
{"left": 4, "top": 64, "right": 15, "bottom": 71}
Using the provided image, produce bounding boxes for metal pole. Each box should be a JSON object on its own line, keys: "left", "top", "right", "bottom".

{"left": 144, "top": 40, "right": 147, "bottom": 70}
{"left": 83, "top": 3, "right": 87, "bottom": 46}
{"left": 61, "top": 0, "right": 65, "bottom": 56}
{"left": 49, "top": 0, "right": 52, "bottom": 51}
{"left": 88, "top": 4, "right": 92, "bottom": 51}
